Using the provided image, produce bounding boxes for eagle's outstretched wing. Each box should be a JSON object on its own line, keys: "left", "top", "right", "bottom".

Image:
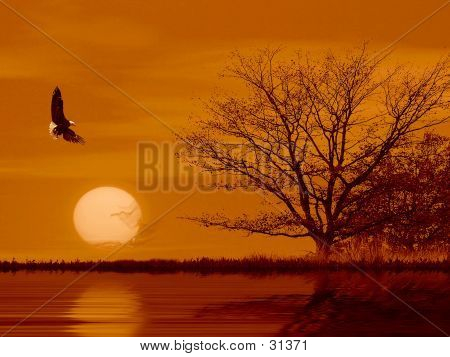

{"left": 51, "top": 87, "right": 68, "bottom": 126}
{"left": 62, "top": 128, "right": 85, "bottom": 144}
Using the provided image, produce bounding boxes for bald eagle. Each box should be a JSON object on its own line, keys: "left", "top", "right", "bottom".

{"left": 49, "top": 87, "right": 85, "bottom": 144}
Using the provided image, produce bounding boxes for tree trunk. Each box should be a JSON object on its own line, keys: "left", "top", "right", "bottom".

{"left": 314, "top": 236, "right": 332, "bottom": 259}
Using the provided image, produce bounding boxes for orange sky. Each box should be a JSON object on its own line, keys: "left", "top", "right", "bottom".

{"left": 0, "top": 0, "right": 449, "bottom": 260}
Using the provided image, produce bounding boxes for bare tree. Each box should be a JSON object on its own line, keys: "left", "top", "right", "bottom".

{"left": 181, "top": 47, "right": 449, "bottom": 255}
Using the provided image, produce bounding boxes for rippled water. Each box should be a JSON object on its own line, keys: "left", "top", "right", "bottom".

{"left": 0, "top": 272, "right": 448, "bottom": 336}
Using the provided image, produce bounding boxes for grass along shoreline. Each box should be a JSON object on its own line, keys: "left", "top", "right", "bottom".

{"left": 1, "top": 256, "right": 449, "bottom": 273}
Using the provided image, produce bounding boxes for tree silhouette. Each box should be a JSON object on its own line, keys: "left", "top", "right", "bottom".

{"left": 181, "top": 47, "right": 449, "bottom": 255}
{"left": 361, "top": 133, "right": 450, "bottom": 252}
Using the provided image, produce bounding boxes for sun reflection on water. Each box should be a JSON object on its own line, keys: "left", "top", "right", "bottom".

{"left": 68, "top": 285, "right": 141, "bottom": 336}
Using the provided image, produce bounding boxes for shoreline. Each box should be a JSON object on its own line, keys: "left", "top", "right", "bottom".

{"left": 1, "top": 257, "right": 449, "bottom": 273}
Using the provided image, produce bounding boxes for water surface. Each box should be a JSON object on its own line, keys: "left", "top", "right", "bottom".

{"left": 0, "top": 272, "right": 448, "bottom": 336}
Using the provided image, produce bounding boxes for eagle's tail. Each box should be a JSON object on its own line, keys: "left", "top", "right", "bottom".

{"left": 49, "top": 122, "right": 58, "bottom": 140}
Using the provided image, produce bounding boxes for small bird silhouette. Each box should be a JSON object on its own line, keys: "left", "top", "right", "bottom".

{"left": 49, "top": 86, "right": 85, "bottom": 144}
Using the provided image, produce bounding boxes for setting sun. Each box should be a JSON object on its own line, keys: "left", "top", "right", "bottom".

{"left": 73, "top": 186, "right": 142, "bottom": 245}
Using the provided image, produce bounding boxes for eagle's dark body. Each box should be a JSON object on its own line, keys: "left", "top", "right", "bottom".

{"left": 49, "top": 87, "right": 85, "bottom": 144}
